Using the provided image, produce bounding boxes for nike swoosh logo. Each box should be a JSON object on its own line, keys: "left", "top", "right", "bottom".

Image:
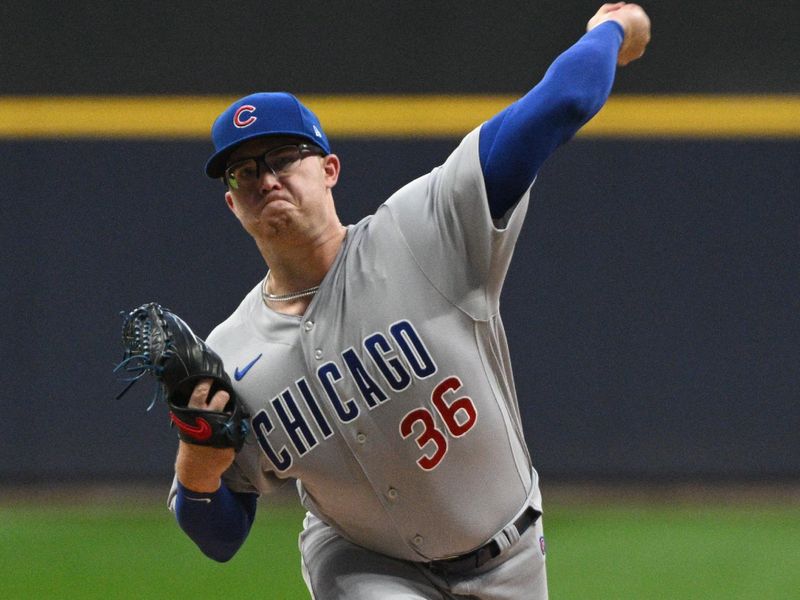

{"left": 170, "top": 413, "right": 213, "bottom": 441}
{"left": 234, "top": 353, "right": 263, "bottom": 381}
{"left": 184, "top": 496, "right": 212, "bottom": 504}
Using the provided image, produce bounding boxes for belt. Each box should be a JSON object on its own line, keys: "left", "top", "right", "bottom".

{"left": 427, "top": 506, "right": 541, "bottom": 574}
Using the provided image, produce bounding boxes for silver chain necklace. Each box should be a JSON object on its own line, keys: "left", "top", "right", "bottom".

{"left": 261, "top": 270, "right": 320, "bottom": 304}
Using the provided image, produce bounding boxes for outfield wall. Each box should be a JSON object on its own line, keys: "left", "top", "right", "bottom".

{"left": 2, "top": 136, "right": 797, "bottom": 482}
{"left": 1, "top": 1, "right": 797, "bottom": 482}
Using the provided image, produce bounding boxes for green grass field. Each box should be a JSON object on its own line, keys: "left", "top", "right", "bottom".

{"left": 1, "top": 495, "right": 798, "bottom": 599}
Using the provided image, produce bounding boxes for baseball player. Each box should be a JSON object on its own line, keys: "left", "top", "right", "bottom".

{"left": 169, "top": 4, "right": 650, "bottom": 598}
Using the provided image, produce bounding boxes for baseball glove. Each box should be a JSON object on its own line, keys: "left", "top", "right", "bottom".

{"left": 114, "top": 302, "right": 249, "bottom": 452}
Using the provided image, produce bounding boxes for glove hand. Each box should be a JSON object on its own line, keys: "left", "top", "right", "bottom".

{"left": 176, "top": 379, "right": 236, "bottom": 492}
{"left": 115, "top": 302, "right": 250, "bottom": 453}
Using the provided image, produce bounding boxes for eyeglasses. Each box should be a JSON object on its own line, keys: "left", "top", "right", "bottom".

{"left": 224, "top": 143, "right": 325, "bottom": 191}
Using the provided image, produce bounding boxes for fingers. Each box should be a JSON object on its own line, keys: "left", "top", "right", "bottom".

{"left": 587, "top": 3, "right": 627, "bottom": 32}
{"left": 614, "top": 4, "right": 651, "bottom": 66}
{"left": 587, "top": 2, "right": 651, "bottom": 65}
{"left": 188, "top": 378, "right": 230, "bottom": 411}
{"left": 603, "top": 2, "right": 627, "bottom": 12}
{"left": 188, "top": 378, "right": 213, "bottom": 408}
{"left": 208, "top": 389, "right": 231, "bottom": 412}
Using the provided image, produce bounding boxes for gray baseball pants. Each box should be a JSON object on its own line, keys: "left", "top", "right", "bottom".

{"left": 299, "top": 512, "right": 548, "bottom": 599}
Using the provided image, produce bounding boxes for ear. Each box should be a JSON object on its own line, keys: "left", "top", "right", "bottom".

{"left": 322, "top": 154, "right": 340, "bottom": 188}
{"left": 224, "top": 190, "right": 237, "bottom": 214}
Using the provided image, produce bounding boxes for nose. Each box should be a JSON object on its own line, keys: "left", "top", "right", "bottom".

{"left": 258, "top": 167, "right": 281, "bottom": 193}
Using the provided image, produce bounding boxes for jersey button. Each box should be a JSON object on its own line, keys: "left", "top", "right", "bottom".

{"left": 387, "top": 488, "right": 398, "bottom": 500}
{"left": 413, "top": 535, "right": 424, "bottom": 546}
{"left": 356, "top": 433, "right": 367, "bottom": 444}
{"left": 304, "top": 321, "right": 314, "bottom": 332}
{"left": 314, "top": 349, "right": 323, "bottom": 360}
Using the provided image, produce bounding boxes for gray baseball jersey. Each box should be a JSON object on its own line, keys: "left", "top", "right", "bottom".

{"left": 207, "top": 126, "right": 540, "bottom": 562}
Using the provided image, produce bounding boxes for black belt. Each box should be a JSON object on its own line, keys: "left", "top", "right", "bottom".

{"left": 427, "top": 506, "right": 541, "bottom": 574}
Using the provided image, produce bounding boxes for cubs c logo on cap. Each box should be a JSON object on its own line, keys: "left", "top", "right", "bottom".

{"left": 233, "top": 105, "right": 257, "bottom": 128}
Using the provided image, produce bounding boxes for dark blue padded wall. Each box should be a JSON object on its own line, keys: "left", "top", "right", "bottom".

{"left": 2, "top": 138, "right": 797, "bottom": 481}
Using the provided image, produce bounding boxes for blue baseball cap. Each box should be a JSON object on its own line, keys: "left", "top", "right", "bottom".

{"left": 205, "top": 92, "right": 331, "bottom": 178}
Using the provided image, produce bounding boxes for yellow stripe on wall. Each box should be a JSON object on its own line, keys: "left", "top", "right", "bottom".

{"left": 0, "top": 95, "right": 798, "bottom": 139}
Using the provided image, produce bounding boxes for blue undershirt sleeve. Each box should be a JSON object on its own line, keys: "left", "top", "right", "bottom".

{"left": 174, "top": 480, "right": 258, "bottom": 562}
{"left": 479, "top": 21, "right": 624, "bottom": 219}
